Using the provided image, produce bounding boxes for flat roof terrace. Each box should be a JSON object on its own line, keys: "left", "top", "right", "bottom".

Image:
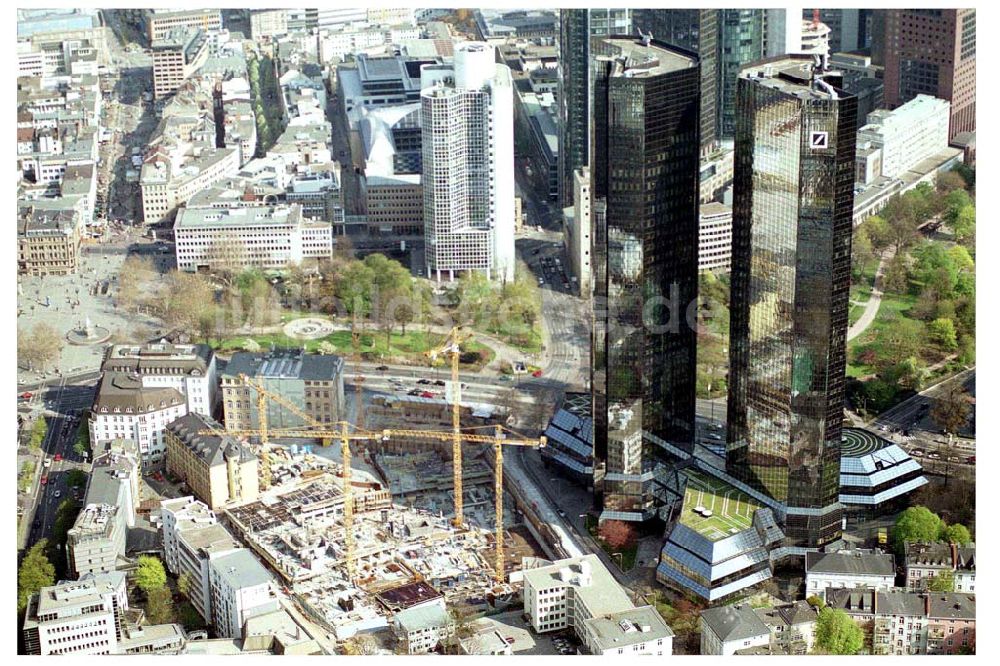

{"left": 680, "top": 471, "right": 761, "bottom": 542}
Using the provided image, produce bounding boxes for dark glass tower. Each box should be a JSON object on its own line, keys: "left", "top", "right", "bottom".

{"left": 718, "top": 10, "right": 765, "bottom": 140}
{"left": 727, "top": 56, "right": 857, "bottom": 548}
{"left": 590, "top": 37, "right": 700, "bottom": 520}
{"left": 632, "top": 9, "right": 717, "bottom": 154}
{"left": 557, "top": 9, "right": 632, "bottom": 207}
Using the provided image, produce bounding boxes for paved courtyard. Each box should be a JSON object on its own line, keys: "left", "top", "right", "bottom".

{"left": 16, "top": 240, "right": 167, "bottom": 386}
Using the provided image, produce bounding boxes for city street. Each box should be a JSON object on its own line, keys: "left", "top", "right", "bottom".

{"left": 18, "top": 379, "right": 98, "bottom": 551}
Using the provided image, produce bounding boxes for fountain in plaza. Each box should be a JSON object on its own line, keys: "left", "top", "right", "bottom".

{"left": 66, "top": 315, "right": 111, "bottom": 345}
{"left": 284, "top": 316, "right": 337, "bottom": 340}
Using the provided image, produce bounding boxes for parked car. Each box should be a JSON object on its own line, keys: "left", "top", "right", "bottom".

{"left": 434, "top": 380, "right": 446, "bottom": 387}
{"left": 417, "top": 379, "right": 432, "bottom": 385}
{"left": 532, "top": 370, "right": 543, "bottom": 377}
{"left": 41, "top": 476, "right": 48, "bottom": 485}
{"left": 376, "top": 365, "right": 389, "bottom": 372}
{"left": 53, "top": 454, "right": 62, "bottom": 462}
{"left": 420, "top": 391, "right": 435, "bottom": 399}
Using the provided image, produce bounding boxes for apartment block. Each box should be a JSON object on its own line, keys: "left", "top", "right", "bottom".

{"left": 17, "top": 202, "right": 82, "bottom": 276}
{"left": 805, "top": 548, "right": 896, "bottom": 599}
{"left": 208, "top": 550, "right": 277, "bottom": 639}
{"left": 165, "top": 413, "right": 259, "bottom": 510}
{"left": 905, "top": 541, "right": 976, "bottom": 594}
{"left": 160, "top": 497, "right": 241, "bottom": 625}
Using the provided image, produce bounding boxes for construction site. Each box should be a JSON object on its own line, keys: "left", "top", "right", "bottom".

{"left": 214, "top": 328, "right": 551, "bottom": 642}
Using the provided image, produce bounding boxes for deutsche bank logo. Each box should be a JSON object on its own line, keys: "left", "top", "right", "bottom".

{"left": 810, "top": 131, "right": 829, "bottom": 150}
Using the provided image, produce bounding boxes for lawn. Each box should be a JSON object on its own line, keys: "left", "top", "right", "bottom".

{"left": 679, "top": 471, "right": 761, "bottom": 541}
{"left": 850, "top": 259, "right": 879, "bottom": 305}
{"left": 846, "top": 291, "right": 919, "bottom": 378}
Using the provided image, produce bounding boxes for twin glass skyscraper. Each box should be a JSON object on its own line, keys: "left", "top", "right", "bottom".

{"left": 567, "top": 13, "right": 856, "bottom": 548}
{"left": 589, "top": 37, "right": 701, "bottom": 520}
{"left": 727, "top": 56, "right": 856, "bottom": 547}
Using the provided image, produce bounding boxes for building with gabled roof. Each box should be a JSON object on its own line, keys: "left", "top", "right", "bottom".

{"left": 905, "top": 541, "right": 976, "bottom": 594}
{"left": 700, "top": 603, "right": 771, "bottom": 656}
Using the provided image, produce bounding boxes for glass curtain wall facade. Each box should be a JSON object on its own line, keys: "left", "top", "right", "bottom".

{"left": 557, "top": 9, "right": 632, "bottom": 208}
{"left": 727, "top": 56, "right": 857, "bottom": 547}
{"left": 632, "top": 9, "right": 717, "bottom": 153}
{"left": 718, "top": 10, "right": 765, "bottom": 140}
{"left": 590, "top": 38, "right": 700, "bottom": 519}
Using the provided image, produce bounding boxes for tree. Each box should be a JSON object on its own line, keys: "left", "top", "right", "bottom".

{"left": 28, "top": 417, "right": 47, "bottom": 452}
{"left": 598, "top": 520, "right": 637, "bottom": 551}
{"left": 18, "top": 323, "right": 64, "bottom": 371}
{"left": 957, "top": 335, "right": 975, "bottom": 366}
{"left": 953, "top": 205, "right": 975, "bottom": 245}
{"left": 318, "top": 341, "right": 336, "bottom": 355}
{"left": 882, "top": 254, "right": 910, "bottom": 294}
{"left": 18, "top": 540, "right": 55, "bottom": 612}
{"left": 117, "top": 255, "right": 156, "bottom": 313}
{"left": 344, "top": 634, "right": 379, "bottom": 655}
{"left": 928, "top": 317, "right": 958, "bottom": 351}
{"left": 936, "top": 170, "right": 967, "bottom": 194}
{"left": 160, "top": 271, "right": 216, "bottom": 336}
{"left": 893, "top": 506, "right": 943, "bottom": 551}
{"left": 941, "top": 523, "right": 972, "bottom": 546}
{"left": 243, "top": 338, "right": 261, "bottom": 353}
{"left": 66, "top": 469, "right": 88, "bottom": 488}
{"left": 888, "top": 357, "right": 930, "bottom": 392}
{"left": 73, "top": 423, "right": 91, "bottom": 458}
{"left": 862, "top": 215, "right": 891, "bottom": 251}
{"left": 880, "top": 318, "right": 925, "bottom": 368}
{"left": 813, "top": 607, "right": 864, "bottom": 655}
{"left": 145, "top": 585, "right": 175, "bottom": 625}
{"left": 178, "top": 572, "right": 192, "bottom": 598}
{"left": 927, "top": 569, "right": 955, "bottom": 593}
{"left": 807, "top": 595, "right": 826, "bottom": 609}
{"left": 851, "top": 226, "right": 875, "bottom": 280}
{"left": 931, "top": 387, "right": 972, "bottom": 436}
{"left": 134, "top": 555, "right": 167, "bottom": 595}
{"left": 884, "top": 195, "right": 920, "bottom": 252}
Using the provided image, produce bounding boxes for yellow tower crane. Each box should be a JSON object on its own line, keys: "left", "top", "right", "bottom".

{"left": 219, "top": 368, "right": 546, "bottom": 584}
{"left": 425, "top": 325, "right": 471, "bottom": 528}
{"left": 211, "top": 375, "right": 376, "bottom": 582}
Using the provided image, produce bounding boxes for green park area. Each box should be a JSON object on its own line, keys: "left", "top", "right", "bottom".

{"left": 846, "top": 169, "right": 975, "bottom": 416}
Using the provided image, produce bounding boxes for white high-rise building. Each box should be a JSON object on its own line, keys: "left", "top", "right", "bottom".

{"left": 766, "top": 8, "right": 831, "bottom": 58}
{"left": 421, "top": 42, "right": 515, "bottom": 283}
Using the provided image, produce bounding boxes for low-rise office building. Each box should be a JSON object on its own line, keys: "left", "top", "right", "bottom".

{"left": 101, "top": 343, "right": 218, "bottom": 418}
{"left": 521, "top": 554, "right": 672, "bottom": 654}
{"left": 165, "top": 413, "right": 259, "bottom": 510}
{"left": 160, "top": 497, "right": 241, "bottom": 625}
{"left": 858, "top": 95, "right": 950, "bottom": 181}
{"left": 174, "top": 204, "right": 332, "bottom": 272}
{"left": 141, "top": 145, "right": 240, "bottom": 223}
{"left": 208, "top": 549, "right": 278, "bottom": 639}
{"left": 22, "top": 575, "right": 126, "bottom": 655}
{"left": 392, "top": 599, "right": 454, "bottom": 654}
